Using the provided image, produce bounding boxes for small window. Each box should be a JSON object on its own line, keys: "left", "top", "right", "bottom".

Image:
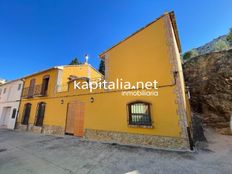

{"left": 128, "top": 102, "right": 152, "bottom": 126}
{"left": 3, "top": 88, "right": 6, "bottom": 94}
{"left": 18, "top": 84, "right": 22, "bottom": 91}
{"left": 11, "top": 108, "right": 17, "bottom": 119}
{"left": 0, "top": 88, "right": 2, "bottom": 95}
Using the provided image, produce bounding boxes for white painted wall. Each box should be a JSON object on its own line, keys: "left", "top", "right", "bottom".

{"left": 0, "top": 80, "right": 23, "bottom": 129}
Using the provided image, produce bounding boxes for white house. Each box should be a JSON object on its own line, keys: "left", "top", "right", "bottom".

{"left": 0, "top": 79, "right": 23, "bottom": 129}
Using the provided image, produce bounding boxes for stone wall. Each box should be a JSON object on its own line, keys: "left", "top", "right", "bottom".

{"left": 42, "top": 125, "right": 65, "bottom": 135}
{"left": 84, "top": 129, "right": 190, "bottom": 151}
{"left": 184, "top": 49, "right": 232, "bottom": 135}
{"left": 16, "top": 123, "right": 65, "bottom": 135}
{"left": 15, "top": 123, "right": 28, "bottom": 131}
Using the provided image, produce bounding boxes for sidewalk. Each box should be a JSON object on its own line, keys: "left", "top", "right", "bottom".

{"left": 0, "top": 128, "right": 231, "bottom": 174}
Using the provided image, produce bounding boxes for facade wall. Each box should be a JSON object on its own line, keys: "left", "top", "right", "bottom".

{"left": 102, "top": 17, "right": 173, "bottom": 85}
{"left": 58, "top": 65, "right": 101, "bottom": 91}
{"left": 0, "top": 80, "right": 23, "bottom": 129}
{"left": 84, "top": 13, "right": 191, "bottom": 150}
{"left": 16, "top": 65, "right": 102, "bottom": 133}
{"left": 22, "top": 68, "right": 59, "bottom": 97}
{"left": 16, "top": 87, "right": 189, "bottom": 150}
{"left": 0, "top": 102, "right": 20, "bottom": 129}
{"left": 98, "top": 13, "right": 190, "bottom": 138}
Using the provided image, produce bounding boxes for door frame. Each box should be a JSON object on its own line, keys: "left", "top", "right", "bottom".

{"left": 65, "top": 101, "right": 85, "bottom": 136}
{"left": 0, "top": 107, "right": 11, "bottom": 128}
{"left": 65, "top": 102, "right": 74, "bottom": 135}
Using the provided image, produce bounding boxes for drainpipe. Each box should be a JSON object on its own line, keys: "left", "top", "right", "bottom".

{"left": 15, "top": 79, "right": 25, "bottom": 129}
{"left": 230, "top": 115, "right": 232, "bottom": 133}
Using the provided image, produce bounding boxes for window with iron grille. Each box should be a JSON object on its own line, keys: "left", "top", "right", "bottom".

{"left": 21, "top": 103, "right": 31, "bottom": 125}
{"left": 11, "top": 108, "right": 17, "bottom": 119}
{"left": 35, "top": 102, "right": 46, "bottom": 127}
{"left": 128, "top": 102, "right": 152, "bottom": 126}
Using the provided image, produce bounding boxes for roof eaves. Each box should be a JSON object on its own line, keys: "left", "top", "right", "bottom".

{"left": 99, "top": 11, "right": 182, "bottom": 58}
{"left": 168, "top": 11, "right": 182, "bottom": 53}
{"left": 21, "top": 66, "right": 63, "bottom": 79}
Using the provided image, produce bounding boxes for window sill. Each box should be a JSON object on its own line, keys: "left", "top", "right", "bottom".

{"left": 128, "top": 124, "right": 153, "bottom": 129}
{"left": 38, "top": 94, "right": 48, "bottom": 97}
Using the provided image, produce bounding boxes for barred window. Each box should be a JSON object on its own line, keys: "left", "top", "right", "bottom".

{"left": 11, "top": 108, "right": 17, "bottom": 119}
{"left": 128, "top": 102, "right": 152, "bottom": 126}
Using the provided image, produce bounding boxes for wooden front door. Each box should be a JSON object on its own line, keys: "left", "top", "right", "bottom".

{"left": 65, "top": 101, "right": 85, "bottom": 137}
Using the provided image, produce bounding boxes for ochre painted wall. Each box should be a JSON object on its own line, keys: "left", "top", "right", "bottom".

{"left": 60, "top": 65, "right": 102, "bottom": 91}
{"left": 17, "top": 65, "right": 102, "bottom": 127}
{"left": 22, "top": 69, "right": 58, "bottom": 97}
{"left": 18, "top": 85, "right": 181, "bottom": 137}
{"left": 104, "top": 17, "right": 173, "bottom": 86}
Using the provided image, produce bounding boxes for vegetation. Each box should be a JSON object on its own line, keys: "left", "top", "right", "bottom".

{"left": 69, "top": 57, "right": 82, "bottom": 65}
{"left": 183, "top": 51, "right": 192, "bottom": 60}
{"left": 183, "top": 27, "right": 232, "bottom": 61}
{"left": 98, "top": 60, "right": 105, "bottom": 75}
{"left": 213, "top": 40, "right": 229, "bottom": 51}
{"left": 183, "top": 49, "right": 199, "bottom": 60}
{"left": 226, "top": 28, "right": 232, "bottom": 46}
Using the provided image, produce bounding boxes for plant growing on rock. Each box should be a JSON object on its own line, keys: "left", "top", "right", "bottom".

{"left": 227, "top": 28, "right": 232, "bottom": 47}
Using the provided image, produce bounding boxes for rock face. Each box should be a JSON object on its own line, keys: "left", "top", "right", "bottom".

{"left": 193, "top": 35, "right": 231, "bottom": 55}
{"left": 184, "top": 49, "right": 232, "bottom": 135}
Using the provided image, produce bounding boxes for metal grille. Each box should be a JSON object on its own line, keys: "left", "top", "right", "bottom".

{"left": 128, "top": 102, "right": 152, "bottom": 126}
{"left": 22, "top": 84, "right": 45, "bottom": 98}
{"left": 34, "top": 85, "right": 42, "bottom": 96}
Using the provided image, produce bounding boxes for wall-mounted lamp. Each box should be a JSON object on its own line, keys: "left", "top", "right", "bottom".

{"left": 90, "top": 97, "right": 94, "bottom": 103}
{"left": 61, "top": 99, "right": 64, "bottom": 104}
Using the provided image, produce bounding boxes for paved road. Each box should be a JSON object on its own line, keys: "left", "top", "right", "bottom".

{"left": 0, "top": 129, "right": 231, "bottom": 174}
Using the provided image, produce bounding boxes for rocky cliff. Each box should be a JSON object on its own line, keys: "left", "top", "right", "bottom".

{"left": 184, "top": 49, "right": 232, "bottom": 135}
{"left": 194, "top": 35, "right": 231, "bottom": 55}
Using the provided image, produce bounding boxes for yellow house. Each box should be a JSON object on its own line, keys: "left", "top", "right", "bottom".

{"left": 65, "top": 11, "right": 192, "bottom": 150}
{"left": 16, "top": 64, "right": 102, "bottom": 134}
{"left": 17, "top": 11, "right": 192, "bottom": 150}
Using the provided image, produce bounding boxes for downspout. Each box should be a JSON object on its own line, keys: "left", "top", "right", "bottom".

{"left": 230, "top": 115, "right": 232, "bottom": 133}
{"left": 14, "top": 79, "right": 25, "bottom": 129}
{"left": 158, "top": 71, "right": 178, "bottom": 88}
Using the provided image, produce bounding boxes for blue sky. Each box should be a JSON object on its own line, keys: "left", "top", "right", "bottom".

{"left": 0, "top": 0, "right": 232, "bottom": 80}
